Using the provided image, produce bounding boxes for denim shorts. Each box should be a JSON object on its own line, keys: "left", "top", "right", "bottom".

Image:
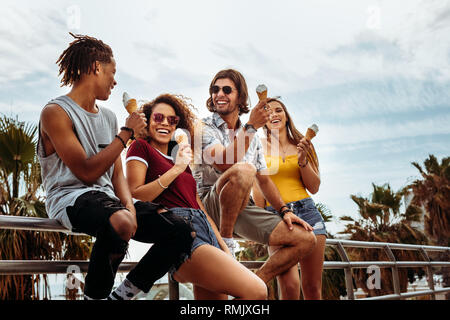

{"left": 169, "top": 207, "right": 221, "bottom": 254}
{"left": 266, "top": 197, "right": 328, "bottom": 236}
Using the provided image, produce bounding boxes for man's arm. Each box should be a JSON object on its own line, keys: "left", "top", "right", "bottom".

{"left": 256, "top": 173, "right": 313, "bottom": 232}
{"left": 204, "top": 130, "right": 255, "bottom": 172}
{"left": 40, "top": 104, "right": 145, "bottom": 185}
{"left": 204, "top": 100, "right": 270, "bottom": 172}
{"left": 111, "top": 155, "right": 135, "bottom": 215}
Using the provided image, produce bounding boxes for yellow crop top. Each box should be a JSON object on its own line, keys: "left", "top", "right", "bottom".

{"left": 264, "top": 154, "right": 310, "bottom": 206}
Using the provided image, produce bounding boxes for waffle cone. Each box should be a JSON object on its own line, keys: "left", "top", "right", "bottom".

{"left": 257, "top": 90, "right": 267, "bottom": 101}
{"left": 305, "top": 128, "right": 316, "bottom": 140}
{"left": 125, "top": 99, "right": 138, "bottom": 114}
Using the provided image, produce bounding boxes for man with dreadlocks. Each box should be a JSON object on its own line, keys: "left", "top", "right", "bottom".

{"left": 37, "top": 33, "right": 195, "bottom": 300}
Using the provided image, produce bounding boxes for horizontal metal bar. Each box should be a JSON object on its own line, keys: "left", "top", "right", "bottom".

{"left": 1, "top": 260, "right": 449, "bottom": 275}
{"left": 326, "top": 239, "right": 449, "bottom": 252}
{"left": 0, "top": 215, "right": 83, "bottom": 235}
{"left": 0, "top": 261, "right": 137, "bottom": 275}
{"left": 360, "top": 287, "right": 450, "bottom": 300}
{"left": 2, "top": 215, "right": 449, "bottom": 253}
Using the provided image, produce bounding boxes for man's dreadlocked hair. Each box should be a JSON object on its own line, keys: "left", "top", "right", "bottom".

{"left": 56, "top": 32, "right": 113, "bottom": 87}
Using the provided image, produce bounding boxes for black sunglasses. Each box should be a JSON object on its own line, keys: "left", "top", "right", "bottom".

{"left": 210, "top": 85, "right": 235, "bottom": 95}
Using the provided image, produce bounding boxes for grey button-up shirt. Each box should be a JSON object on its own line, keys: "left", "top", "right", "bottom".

{"left": 192, "top": 112, "right": 267, "bottom": 193}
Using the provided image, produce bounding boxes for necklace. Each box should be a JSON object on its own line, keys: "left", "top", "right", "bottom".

{"left": 279, "top": 143, "right": 293, "bottom": 162}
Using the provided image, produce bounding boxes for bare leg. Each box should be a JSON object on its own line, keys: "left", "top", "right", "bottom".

{"left": 299, "top": 235, "right": 326, "bottom": 300}
{"left": 268, "top": 246, "right": 300, "bottom": 300}
{"left": 194, "top": 285, "right": 228, "bottom": 300}
{"left": 216, "top": 163, "right": 256, "bottom": 238}
{"left": 173, "top": 244, "right": 267, "bottom": 300}
{"left": 255, "top": 221, "right": 316, "bottom": 284}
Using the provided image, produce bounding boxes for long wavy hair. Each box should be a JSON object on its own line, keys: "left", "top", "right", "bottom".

{"left": 139, "top": 93, "right": 197, "bottom": 149}
{"left": 264, "top": 98, "right": 319, "bottom": 172}
{"left": 206, "top": 69, "right": 250, "bottom": 115}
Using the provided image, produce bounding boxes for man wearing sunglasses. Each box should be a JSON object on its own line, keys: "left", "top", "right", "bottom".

{"left": 193, "top": 69, "right": 316, "bottom": 286}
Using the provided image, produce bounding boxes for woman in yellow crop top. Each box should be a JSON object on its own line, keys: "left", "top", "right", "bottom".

{"left": 253, "top": 98, "right": 326, "bottom": 300}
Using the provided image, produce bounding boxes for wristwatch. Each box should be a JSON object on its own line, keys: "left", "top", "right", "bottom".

{"left": 244, "top": 123, "right": 257, "bottom": 134}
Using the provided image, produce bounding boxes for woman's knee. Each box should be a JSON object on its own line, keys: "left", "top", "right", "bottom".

{"left": 301, "top": 281, "right": 322, "bottom": 300}
{"left": 304, "top": 232, "right": 317, "bottom": 252}
{"left": 242, "top": 278, "right": 268, "bottom": 300}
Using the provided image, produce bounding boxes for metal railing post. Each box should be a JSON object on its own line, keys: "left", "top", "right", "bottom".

{"left": 168, "top": 276, "right": 179, "bottom": 300}
{"left": 419, "top": 247, "right": 436, "bottom": 300}
{"left": 384, "top": 245, "right": 401, "bottom": 298}
{"left": 336, "top": 241, "right": 355, "bottom": 300}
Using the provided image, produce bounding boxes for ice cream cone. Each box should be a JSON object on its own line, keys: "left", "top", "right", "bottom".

{"left": 174, "top": 129, "right": 189, "bottom": 145}
{"left": 305, "top": 124, "right": 319, "bottom": 140}
{"left": 125, "top": 99, "right": 138, "bottom": 114}
{"left": 123, "top": 92, "right": 138, "bottom": 114}
{"left": 256, "top": 84, "right": 268, "bottom": 101}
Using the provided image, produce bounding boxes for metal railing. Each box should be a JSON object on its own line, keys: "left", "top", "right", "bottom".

{"left": 1, "top": 215, "right": 449, "bottom": 300}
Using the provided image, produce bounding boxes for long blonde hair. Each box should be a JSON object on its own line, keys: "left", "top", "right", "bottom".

{"left": 264, "top": 98, "right": 319, "bottom": 172}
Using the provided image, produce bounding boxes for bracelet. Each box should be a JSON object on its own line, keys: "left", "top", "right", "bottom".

{"left": 280, "top": 208, "right": 293, "bottom": 218}
{"left": 157, "top": 175, "right": 168, "bottom": 189}
{"left": 115, "top": 134, "right": 127, "bottom": 148}
{"left": 121, "top": 126, "right": 135, "bottom": 140}
{"left": 279, "top": 205, "right": 289, "bottom": 214}
{"left": 298, "top": 158, "right": 309, "bottom": 168}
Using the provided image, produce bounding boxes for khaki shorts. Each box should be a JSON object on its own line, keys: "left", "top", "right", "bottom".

{"left": 199, "top": 183, "right": 282, "bottom": 245}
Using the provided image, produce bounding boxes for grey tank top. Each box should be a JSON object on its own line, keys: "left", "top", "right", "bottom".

{"left": 37, "top": 95, "right": 119, "bottom": 230}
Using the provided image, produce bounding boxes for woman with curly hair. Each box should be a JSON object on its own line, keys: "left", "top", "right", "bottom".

{"left": 253, "top": 98, "right": 326, "bottom": 300}
{"left": 118, "top": 93, "right": 267, "bottom": 300}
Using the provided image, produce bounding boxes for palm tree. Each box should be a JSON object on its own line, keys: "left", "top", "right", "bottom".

{"left": 406, "top": 155, "right": 450, "bottom": 246}
{"left": 405, "top": 154, "right": 450, "bottom": 298}
{"left": 0, "top": 115, "right": 92, "bottom": 300}
{"left": 339, "top": 183, "right": 429, "bottom": 298}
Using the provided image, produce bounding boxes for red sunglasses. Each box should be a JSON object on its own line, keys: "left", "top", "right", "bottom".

{"left": 152, "top": 113, "right": 180, "bottom": 126}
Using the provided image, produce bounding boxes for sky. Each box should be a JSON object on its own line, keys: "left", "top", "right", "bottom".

{"left": 1, "top": 0, "right": 449, "bottom": 259}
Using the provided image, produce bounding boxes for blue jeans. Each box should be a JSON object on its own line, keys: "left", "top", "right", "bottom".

{"left": 170, "top": 207, "right": 221, "bottom": 253}
{"left": 267, "top": 197, "right": 327, "bottom": 236}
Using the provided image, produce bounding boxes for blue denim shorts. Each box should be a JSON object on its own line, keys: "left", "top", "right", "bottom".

{"left": 266, "top": 198, "right": 327, "bottom": 236}
{"left": 169, "top": 207, "right": 221, "bottom": 254}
